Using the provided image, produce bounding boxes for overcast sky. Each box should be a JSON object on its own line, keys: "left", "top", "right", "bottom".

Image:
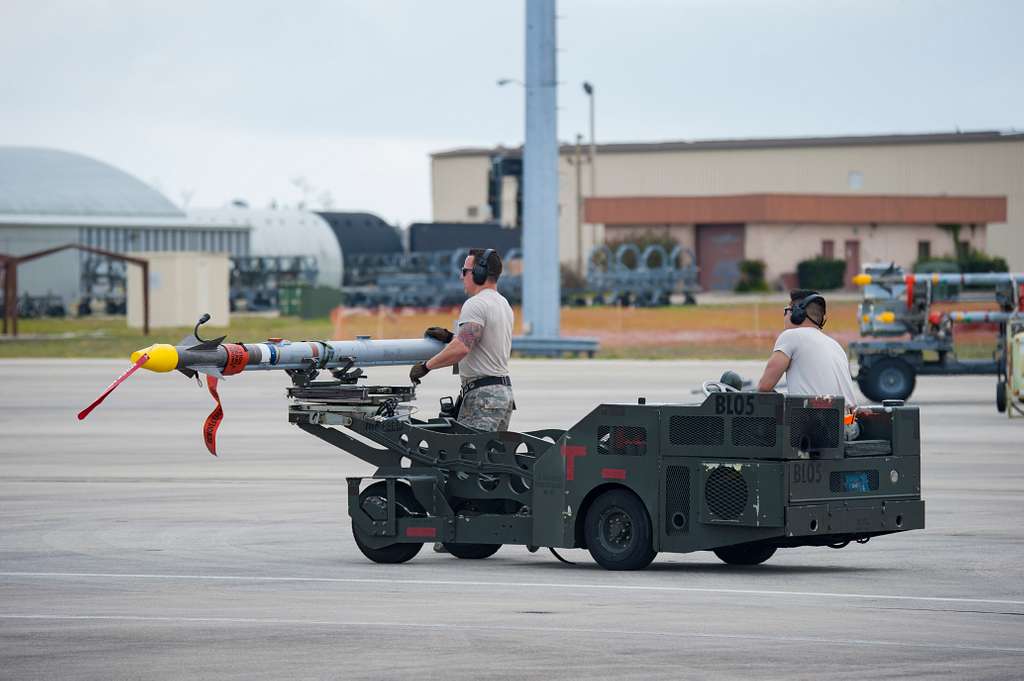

{"left": 2, "top": 0, "right": 1021, "bottom": 225}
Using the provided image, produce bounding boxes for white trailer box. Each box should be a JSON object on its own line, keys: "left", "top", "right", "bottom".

{"left": 127, "top": 252, "right": 230, "bottom": 329}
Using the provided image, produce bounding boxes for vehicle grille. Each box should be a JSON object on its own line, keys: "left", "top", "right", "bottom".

{"left": 731, "top": 416, "right": 777, "bottom": 447}
{"left": 664, "top": 466, "right": 690, "bottom": 534}
{"left": 704, "top": 465, "right": 748, "bottom": 521}
{"left": 597, "top": 425, "right": 647, "bottom": 456}
{"left": 670, "top": 415, "right": 724, "bottom": 446}
{"left": 789, "top": 407, "right": 841, "bottom": 450}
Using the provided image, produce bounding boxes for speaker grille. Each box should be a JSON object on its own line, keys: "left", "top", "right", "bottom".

{"left": 732, "top": 416, "right": 777, "bottom": 447}
{"left": 670, "top": 415, "right": 724, "bottom": 446}
{"left": 789, "top": 408, "right": 841, "bottom": 450}
{"left": 704, "top": 466, "right": 748, "bottom": 520}
{"left": 664, "top": 466, "right": 690, "bottom": 534}
{"left": 597, "top": 425, "right": 647, "bottom": 456}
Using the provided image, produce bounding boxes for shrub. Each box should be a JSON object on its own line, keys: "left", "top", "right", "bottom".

{"left": 735, "top": 259, "right": 769, "bottom": 292}
{"left": 960, "top": 250, "right": 1008, "bottom": 273}
{"left": 796, "top": 258, "right": 846, "bottom": 290}
{"left": 914, "top": 251, "right": 1008, "bottom": 274}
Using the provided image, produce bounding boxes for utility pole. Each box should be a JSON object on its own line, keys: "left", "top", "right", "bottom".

{"left": 522, "top": 0, "right": 559, "bottom": 338}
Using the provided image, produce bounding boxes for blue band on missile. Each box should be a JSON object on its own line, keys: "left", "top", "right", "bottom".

{"left": 267, "top": 344, "right": 278, "bottom": 365}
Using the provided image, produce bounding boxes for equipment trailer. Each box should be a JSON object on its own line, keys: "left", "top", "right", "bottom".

{"left": 289, "top": 373, "right": 925, "bottom": 570}
{"left": 851, "top": 264, "right": 1024, "bottom": 407}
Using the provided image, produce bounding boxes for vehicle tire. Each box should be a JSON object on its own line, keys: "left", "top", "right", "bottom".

{"left": 442, "top": 543, "right": 501, "bottom": 559}
{"left": 713, "top": 544, "right": 777, "bottom": 566}
{"left": 996, "top": 378, "right": 1007, "bottom": 413}
{"left": 351, "top": 481, "right": 423, "bottom": 564}
{"left": 584, "top": 489, "right": 657, "bottom": 571}
{"left": 859, "top": 357, "right": 916, "bottom": 403}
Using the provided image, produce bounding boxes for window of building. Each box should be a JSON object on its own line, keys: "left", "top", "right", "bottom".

{"left": 822, "top": 240, "right": 835, "bottom": 259}
{"left": 847, "top": 171, "right": 863, "bottom": 190}
{"left": 917, "top": 240, "right": 931, "bottom": 260}
{"left": 466, "top": 205, "right": 479, "bottom": 218}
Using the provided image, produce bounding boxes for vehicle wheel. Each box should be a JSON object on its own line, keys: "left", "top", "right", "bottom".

{"left": 996, "top": 378, "right": 1007, "bottom": 413}
{"left": 713, "top": 544, "right": 777, "bottom": 566}
{"left": 860, "top": 357, "right": 916, "bottom": 402}
{"left": 584, "top": 489, "right": 656, "bottom": 571}
{"left": 351, "top": 481, "right": 423, "bottom": 564}
{"left": 442, "top": 543, "right": 501, "bottom": 559}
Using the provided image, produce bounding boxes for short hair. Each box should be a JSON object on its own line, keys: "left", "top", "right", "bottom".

{"left": 468, "top": 248, "right": 502, "bottom": 281}
{"left": 789, "top": 289, "right": 826, "bottom": 327}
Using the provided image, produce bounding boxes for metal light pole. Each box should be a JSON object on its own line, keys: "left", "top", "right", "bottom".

{"left": 574, "top": 133, "right": 584, "bottom": 276}
{"left": 522, "top": 0, "right": 559, "bottom": 338}
{"left": 582, "top": 81, "right": 596, "bottom": 198}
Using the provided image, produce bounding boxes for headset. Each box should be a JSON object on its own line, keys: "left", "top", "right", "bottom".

{"left": 790, "top": 292, "right": 827, "bottom": 328}
{"left": 471, "top": 248, "right": 497, "bottom": 286}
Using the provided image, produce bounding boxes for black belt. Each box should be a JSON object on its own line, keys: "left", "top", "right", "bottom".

{"left": 462, "top": 375, "right": 512, "bottom": 394}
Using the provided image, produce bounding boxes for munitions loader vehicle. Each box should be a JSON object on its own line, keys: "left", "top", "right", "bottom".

{"left": 83, "top": 323, "right": 925, "bottom": 571}
{"left": 294, "top": 375, "right": 924, "bottom": 570}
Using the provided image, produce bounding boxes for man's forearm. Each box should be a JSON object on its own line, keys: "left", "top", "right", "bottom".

{"left": 426, "top": 338, "right": 469, "bottom": 370}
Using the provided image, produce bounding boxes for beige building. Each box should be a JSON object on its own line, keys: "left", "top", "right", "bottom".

{"left": 431, "top": 131, "right": 1023, "bottom": 289}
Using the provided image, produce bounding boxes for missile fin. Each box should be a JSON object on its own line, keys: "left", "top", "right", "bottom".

{"left": 195, "top": 365, "right": 225, "bottom": 380}
{"left": 188, "top": 335, "right": 226, "bottom": 351}
{"left": 177, "top": 367, "right": 198, "bottom": 379}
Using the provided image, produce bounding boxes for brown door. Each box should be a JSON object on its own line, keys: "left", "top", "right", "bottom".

{"left": 696, "top": 224, "right": 745, "bottom": 291}
{"left": 844, "top": 240, "right": 860, "bottom": 289}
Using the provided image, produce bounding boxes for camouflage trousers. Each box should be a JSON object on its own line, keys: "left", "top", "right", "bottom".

{"left": 458, "top": 384, "right": 514, "bottom": 432}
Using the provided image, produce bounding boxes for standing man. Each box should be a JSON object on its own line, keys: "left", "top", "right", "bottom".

{"left": 409, "top": 248, "right": 515, "bottom": 431}
{"left": 757, "top": 289, "right": 858, "bottom": 409}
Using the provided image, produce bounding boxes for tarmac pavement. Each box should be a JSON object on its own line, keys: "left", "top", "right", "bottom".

{"left": 1, "top": 358, "right": 1022, "bottom": 680}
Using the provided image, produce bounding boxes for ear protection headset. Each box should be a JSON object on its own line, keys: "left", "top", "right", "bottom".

{"left": 471, "top": 248, "right": 496, "bottom": 285}
{"left": 790, "top": 292, "right": 826, "bottom": 328}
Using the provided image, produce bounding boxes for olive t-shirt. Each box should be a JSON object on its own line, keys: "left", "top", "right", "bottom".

{"left": 457, "top": 288, "right": 513, "bottom": 382}
{"left": 773, "top": 327, "right": 858, "bottom": 407}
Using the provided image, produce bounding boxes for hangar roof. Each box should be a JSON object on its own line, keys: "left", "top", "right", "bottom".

{"left": 0, "top": 147, "right": 183, "bottom": 217}
{"left": 316, "top": 211, "right": 402, "bottom": 255}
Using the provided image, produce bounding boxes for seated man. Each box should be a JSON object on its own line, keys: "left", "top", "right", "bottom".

{"left": 757, "top": 289, "right": 858, "bottom": 410}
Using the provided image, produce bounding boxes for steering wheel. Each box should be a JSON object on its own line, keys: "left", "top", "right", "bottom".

{"left": 702, "top": 380, "right": 741, "bottom": 396}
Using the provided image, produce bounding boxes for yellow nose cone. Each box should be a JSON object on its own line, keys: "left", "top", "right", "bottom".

{"left": 852, "top": 273, "right": 872, "bottom": 287}
{"left": 130, "top": 344, "right": 179, "bottom": 372}
{"left": 876, "top": 312, "right": 896, "bottom": 323}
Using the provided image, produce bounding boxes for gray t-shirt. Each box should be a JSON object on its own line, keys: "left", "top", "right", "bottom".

{"left": 773, "top": 327, "right": 858, "bottom": 407}
{"left": 457, "top": 288, "right": 513, "bottom": 382}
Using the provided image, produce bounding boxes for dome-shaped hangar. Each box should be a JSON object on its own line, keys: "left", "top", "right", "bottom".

{"left": 0, "top": 146, "right": 184, "bottom": 217}
{"left": 190, "top": 208, "right": 344, "bottom": 289}
{"left": 316, "top": 211, "right": 402, "bottom": 255}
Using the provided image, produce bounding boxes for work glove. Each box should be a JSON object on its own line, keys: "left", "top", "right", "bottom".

{"left": 409, "top": 362, "right": 430, "bottom": 384}
{"left": 424, "top": 327, "right": 454, "bottom": 343}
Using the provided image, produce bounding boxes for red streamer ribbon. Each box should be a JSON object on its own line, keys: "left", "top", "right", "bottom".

{"left": 77, "top": 353, "right": 149, "bottom": 421}
{"left": 203, "top": 376, "right": 223, "bottom": 457}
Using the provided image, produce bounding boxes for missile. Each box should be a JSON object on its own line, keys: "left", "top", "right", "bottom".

{"left": 946, "top": 311, "right": 1024, "bottom": 324}
{"left": 79, "top": 315, "right": 446, "bottom": 456}
{"left": 854, "top": 272, "right": 1024, "bottom": 287}
{"left": 130, "top": 335, "right": 444, "bottom": 379}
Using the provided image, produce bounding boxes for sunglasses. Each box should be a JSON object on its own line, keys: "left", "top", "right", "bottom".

{"left": 783, "top": 306, "right": 792, "bottom": 316}
{"left": 460, "top": 267, "right": 471, "bottom": 277}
